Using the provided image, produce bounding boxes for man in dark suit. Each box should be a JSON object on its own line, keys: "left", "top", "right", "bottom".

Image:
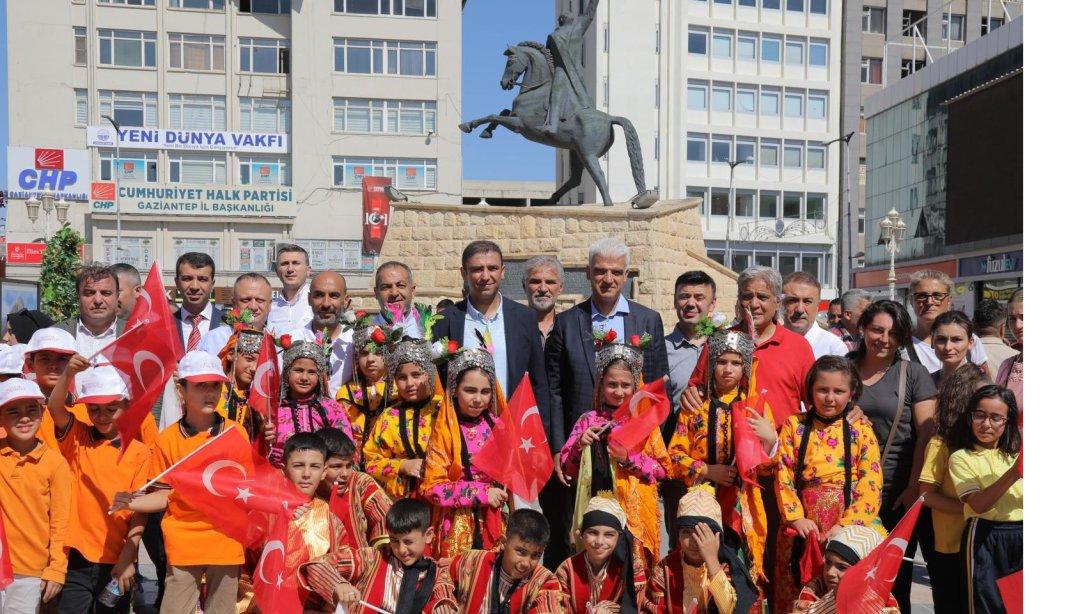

{"left": 432, "top": 241, "right": 551, "bottom": 423}
{"left": 172, "top": 252, "right": 224, "bottom": 350}
{"left": 55, "top": 265, "right": 127, "bottom": 363}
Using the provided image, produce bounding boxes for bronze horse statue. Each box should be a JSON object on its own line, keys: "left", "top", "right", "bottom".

{"left": 459, "top": 42, "right": 656, "bottom": 207}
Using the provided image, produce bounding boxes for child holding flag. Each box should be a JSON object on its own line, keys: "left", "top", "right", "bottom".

{"left": 314, "top": 427, "right": 392, "bottom": 549}
{"left": 216, "top": 319, "right": 266, "bottom": 441}
{"left": 22, "top": 328, "right": 86, "bottom": 449}
{"left": 0, "top": 378, "right": 71, "bottom": 611}
{"left": 558, "top": 332, "right": 671, "bottom": 568}
{"left": 269, "top": 339, "right": 353, "bottom": 467}
{"left": 788, "top": 525, "right": 899, "bottom": 613}
{"left": 46, "top": 361, "right": 151, "bottom": 613}
{"left": 420, "top": 346, "right": 508, "bottom": 558}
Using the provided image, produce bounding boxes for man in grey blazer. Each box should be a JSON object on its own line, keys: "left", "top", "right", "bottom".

{"left": 55, "top": 265, "right": 127, "bottom": 364}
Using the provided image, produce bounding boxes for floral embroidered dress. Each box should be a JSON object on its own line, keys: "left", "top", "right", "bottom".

{"left": 269, "top": 395, "right": 353, "bottom": 466}
{"left": 362, "top": 396, "right": 441, "bottom": 499}
{"left": 773, "top": 413, "right": 885, "bottom": 613}
{"left": 559, "top": 407, "right": 670, "bottom": 565}
{"left": 336, "top": 380, "right": 391, "bottom": 450}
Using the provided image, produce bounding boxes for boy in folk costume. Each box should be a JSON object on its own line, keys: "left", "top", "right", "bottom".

{"left": 337, "top": 319, "right": 394, "bottom": 448}
{"left": 445, "top": 508, "right": 563, "bottom": 614}
{"left": 300, "top": 497, "right": 457, "bottom": 614}
{"left": 216, "top": 317, "right": 265, "bottom": 441}
{"left": 645, "top": 485, "right": 761, "bottom": 614}
{"left": 269, "top": 338, "right": 353, "bottom": 467}
{"left": 314, "top": 427, "right": 392, "bottom": 549}
{"left": 555, "top": 493, "right": 646, "bottom": 613}
{"left": 420, "top": 344, "right": 509, "bottom": 558}
{"left": 559, "top": 332, "right": 671, "bottom": 568}
{"left": 667, "top": 318, "right": 778, "bottom": 604}
{"left": 789, "top": 525, "right": 899, "bottom": 614}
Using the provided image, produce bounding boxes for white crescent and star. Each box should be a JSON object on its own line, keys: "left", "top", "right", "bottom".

{"left": 256, "top": 540, "right": 286, "bottom": 587}
{"left": 132, "top": 350, "right": 166, "bottom": 390}
{"left": 519, "top": 406, "right": 540, "bottom": 427}
{"left": 251, "top": 362, "right": 274, "bottom": 398}
{"left": 201, "top": 460, "right": 247, "bottom": 497}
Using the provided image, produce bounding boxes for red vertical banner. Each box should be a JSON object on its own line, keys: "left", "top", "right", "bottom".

{"left": 362, "top": 176, "right": 392, "bottom": 256}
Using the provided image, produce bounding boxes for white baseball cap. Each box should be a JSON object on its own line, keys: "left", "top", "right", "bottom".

{"left": 26, "top": 328, "right": 77, "bottom": 356}
{"left": 0, "top": 345, "right": 27, "bottom": 376}
{"left": 177, "top": 350, "right": 229, "bottom": 384}
{"left": 75, "top": 366, "right": 130, "bottom": 405}
{"left": 0, "top": 378, "right": 45, "bottom": 408}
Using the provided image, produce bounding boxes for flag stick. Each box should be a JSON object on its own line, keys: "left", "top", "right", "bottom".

{"left": 87, "top": 320, "right": 147, "bottom": 362}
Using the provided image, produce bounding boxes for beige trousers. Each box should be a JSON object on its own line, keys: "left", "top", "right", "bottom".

{"left": 160, "top": 565, "right": 240, "bottom": 614}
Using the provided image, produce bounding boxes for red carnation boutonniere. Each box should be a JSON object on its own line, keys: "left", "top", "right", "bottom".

{"left": 603, "top": 329, "right": 618, "bottom": 344}
{"left": 371, "top": 328, "right": 387, "bottom": 344}
{"left": 279, "top": 334, "right": 292, "bottom": 349}
{"left": 628, "top": 334, "right": 642, "bottom": 347}
{"left": 447, "top": 339, "right": 459, "bottom": 354}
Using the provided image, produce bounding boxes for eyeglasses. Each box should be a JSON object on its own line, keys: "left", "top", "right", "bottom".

{"left": 970, "top": 410, "right": 1008, "bottom": 426}
{"left": 913, "top": 292, "right": 950, "bottom": 304}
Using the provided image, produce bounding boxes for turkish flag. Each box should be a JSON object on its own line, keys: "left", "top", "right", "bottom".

{"left": 472, "top": 373, "right": 553, "bottom": 502}
{"left": 607, "top": 377, "right": 670, "bottom": 457}
{"left": 732, "top": 387, "right": 771, "bottom": 487}
{"left": 836, "top": 498, "right": 924, "bottom": 614}
{"left": 249, "top": 332, "right": 280, "bottom": 423}
{"left": 166, "top": 426, "right": 310, "bottom": 614}
{"left": 997, "top": 569, "right": 1023, "bottom": 614}
{"left": 0, "top": 510, "right": 14, "bottom": 589}
{"left": 99, "top": 262, "right": 184, "bottom": 450}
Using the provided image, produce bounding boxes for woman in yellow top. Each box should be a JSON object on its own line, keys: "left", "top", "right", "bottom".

{"left": 774, "top": 355, "right": 885, "bottom": 614}
{"left": 918, "top": 361, "right": 987, "bottom": 614}
{"left": 215, "top": 322, "right": 264, "bottom": 442}
{"left": 947, "top": 385, "right": 1021, "bottom": 614}
{"left": 337, "top": 322, "right": 394, "bottom": 450}
{"left": 667, "top": 317, "right": 777, "bottom": 592}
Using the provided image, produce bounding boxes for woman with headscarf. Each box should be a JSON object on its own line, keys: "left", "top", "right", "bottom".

{"left": 554, "top": 493, "right": 645, "bottom": 614}
{"left": 268, "top": 338, "right": 353, "bottom": 466}
{"left": 3, "top": 308, "right": 54, "bottom": 344}
{"left": 420, "top": 345, "right": 508, "bottom": 558}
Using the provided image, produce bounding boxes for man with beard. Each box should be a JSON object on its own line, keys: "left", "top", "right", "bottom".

{"left": 781, "top": 271, "right": 848, "bottom": 358}
{"left": 372, "top": 261, "right": 424, "bottom": 339}
{"left": 522, "top": 255, "right": 565, "bottom": 346}
{"left": 286, "top": 271, "right": 355, "bottom": 390}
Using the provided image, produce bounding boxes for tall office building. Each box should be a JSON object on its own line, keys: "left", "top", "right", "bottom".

{"left": 4, "top": 0, "right": 462, "bottom": 289}
{"left": 557, "top": 0, "right": 844, "bottom": 297}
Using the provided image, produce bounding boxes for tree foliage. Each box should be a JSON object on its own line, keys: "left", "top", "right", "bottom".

{"left": 40, "top": 224, "right": 83, "bottom": 322}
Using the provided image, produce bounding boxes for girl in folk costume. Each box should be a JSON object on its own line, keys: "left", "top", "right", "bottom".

{"left": 667, "top": 316, "right": 778, "bottom": 602}
{"left": 337, "top": 318, "right": 395, "bottom": 449}
{"left": 774, "top": 356, "right": 885, "bottom": 613}
{"left": 362, "top": 320, "right": 447, "bottom": 499}
{"left": 216, "top": 313, "right": 265, "bottom": 441}
{"left": 268, "top": 337, "right": 354, "bottom": 466}
{"left": 420, "top": 342, "right": 510, "bottom": 558}
{"left": 558, "top": 331, "right": 671, "bottom": 569}
{"left": 554, "top": 493, "right": 646, "bottom": 614}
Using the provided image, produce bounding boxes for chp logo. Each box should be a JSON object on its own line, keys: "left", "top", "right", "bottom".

{"left": 34, "top": 148, "right": 64, "bottom": 170}
{"left": 91, "top": 182, "right": 117, "bottom": 212}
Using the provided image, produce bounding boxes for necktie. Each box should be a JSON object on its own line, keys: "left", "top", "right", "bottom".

{"left": 186, "top": 313, "right": 203, "bottom": 352}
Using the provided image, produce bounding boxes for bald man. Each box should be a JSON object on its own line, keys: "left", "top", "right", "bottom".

{"left": 199, "top": 273, "right": 274, "bottom": 357}
{"left": 285, "top": 271, "right": 355, "bottom": 389}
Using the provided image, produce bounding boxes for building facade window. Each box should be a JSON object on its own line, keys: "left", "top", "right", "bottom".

{"left": 101, "top": 91, "right": 159, "bottom": 127}
{"left": 783, "top": 141, "right": 803, "bottom": 168}
{"left": 169, "top": 154, "right": 227, "bottom": 184}
{"left": 760, "top": 89, "right": 780, "bottom": 116}
{"left": 712, "top": 31, "right": 732, "bottom": 58}
{"left": 786, "top": 0, "right": 804, "bottom": 11}
{"left": 808, "top": 40, "right": 828, "bottom": 67}
{"left": 238, "top": 239, "right": 275, "bottom": 272}
{"left": 169, "top": 0, "right": 224, "bottom": 9}
{"left": 982, "top": 17, "right": 1005, "bottom": 35}
{"left": 806, "top": 194, "right": 826, "bottom": 220}
{"left": 784, "top": 91, "right": 804, "bottom": 117}
{"left": 168, "top": 33, "right": 225, "bottom": 71}
{"left": 238, "top": 156, "right": 290, "bottom": 185}
{"left": 711, "top": 135, "right": 732, "bottom": 164}
{"left": 759, "top": 141, "right": 779, "bottom": 168}
{"left": 240, "top": 37, "right": 289, "bottom": 74}
{"left": 809, "top": 0, "right": 826, "bottom": 15}
{"left": 861, "top": 57, "right": 883, "bottom": 84}
{"left": 75, "top": 90, "right": 88, "bottom": 126}
{"left": 783, "top": 193, "right": 802, "bottom": 219}
{"left": 292, "top": 240, "right": 364, "bottom": 270}
{"left": 760, "top": 36, "right": 781, "bottom": 63}
{"left": 333, "top": 39, "right": 436, "bottom": 76}
{"left": 807, "top": 92, "right": 827, "bottom": 119}
{"left": 332, "top": 98, "right": 438, "bottom": 134}
{"left": 763, "top": 0, "right": 780, "bottom": 9}
{"left": 238, "top": 0, "right": 290, "bottom": 13}
{"left": 98, "top": 29, "right": 156, "bottom": 68}
{"left": 785, "top": 39, "right": 804, "bottom": 65}
{"left": 806, "top": 144, "right": 826, "bottom": 169}
{"left": 712, "top": 84, "right": 732, "bottom": 111}
{"left": 686, "top": 133, "right": 708, "bottom": 162}
{"left": 173, "top": 238, "right": 221, "bottom": 266}
{"left": 901, "top": 58, "right": 925, "bottom": 77}
{"left": 74, "top": 27, "right": 87, "bottom": 65}
{"left": 334, "top": 0, "right": 436, "bottom": 17}
{"left": 759, "top": 192, "right": 778, "bottom": 218}
{"left": 862, "top": 6, "right": 886, "bottom": 33}
{"left": 240, "top": 97, "right": 290, "bottom": 133}
{"left": 332, "top": 157, "right": 437, "bottom": 190}
{"left": 102, "top": 0, "right": 155, "bottom": 5}
{"left": 688, "top": 27, "right": 708, "bottom": 55}
{"left": 734, "top": 191, "right": 755, "bottom": 217}
{"left": 736, "top": 138, "right": 755, "bottom": 164}
{"left": 903, "top": 10, "right": 927, "bottom": 37}
{"left": 942, "top": 14, "right": 966, "bottom": 41}
{"left": 168, "top": 94, "right": 225, "bottom": 130}
{"left": 737, "top": 88, "right": 757, "bottom": 114}
{"left": 100, "top": 151, "right": 159, "bottom": 182}
{"left": 737, "top": 33, "right": 757, "bottom": 60}
{"left": 687, "top": 81, "right": 708, "bottom": 110}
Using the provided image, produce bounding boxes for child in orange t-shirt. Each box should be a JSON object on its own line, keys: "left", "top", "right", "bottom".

{"left": 47, "top": 357, "right": 152, "bottom": 613}
{"left": 0, "top": 378, "right": 72, "bottom": 611}
{"left": 117, "top": 351, "right": 243, "bottom": 614}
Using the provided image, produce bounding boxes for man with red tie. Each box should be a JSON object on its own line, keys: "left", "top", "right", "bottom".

{"left": 173, "top": 252, "right": 224, "bottom": 351}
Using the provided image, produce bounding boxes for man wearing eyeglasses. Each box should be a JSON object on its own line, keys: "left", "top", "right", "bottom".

{"left": 908, "top": 270, "right": 988, "bottom": 373}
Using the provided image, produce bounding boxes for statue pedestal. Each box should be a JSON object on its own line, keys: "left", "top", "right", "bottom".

{"left": 370, "top": 198, "right": 738, "bottom": 319}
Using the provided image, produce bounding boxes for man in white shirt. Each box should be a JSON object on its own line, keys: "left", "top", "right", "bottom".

{"left": 372, "top": 261, "right": 423, "bottom": 339}
{"left": 173, "top": 252, "right": 223, "bottom": 351}
{"left": 266, "top": 243, "right": 313, "bottom": 335}
{"left": 199, "top": 273, "right": 273, "bottom": 358}
{"left": 55, "top": 265, "right": 126, "bottom": 364}
{"left": 286, "top": 270, "right": 354, "bottom": 391}
{"left": 782, "top": 271, "right": 848, "bottom": 358}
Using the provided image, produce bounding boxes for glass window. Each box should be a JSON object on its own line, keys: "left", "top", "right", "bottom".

{"left": 688, "top": 28, "right": 708, "bottom": 55}
{"left": 240, "top": 98, "right": 290, "bottom": 133}
{"left": 74, "top": 27, "right": 87, "bottom": 65}
{"left": 168, "top": 33, "right": 225, "bottom": 71}
{"left": 686, "top": 133, "right": 708, "bottom": 162}
{"left": 333, "top": 98, "right": 437, "bottom": 135}
{"left": 862, "top": 7, "right": 886, "bottom": 33}
{"left": 942, "top": 14, "right": 966, "bottom": 41}
{"left": 332, "top": 157, "right": 438, "bottom": 190}
{"left": 810, "top": 0, "right": 826, "bottom": 15}
{"left": 784, "top": 92, "right": 803, "bottom": 117}
{"left": 239, "top": 156, "right": 290, "bottom": 186}
{"left": 737, "top": 34, "right": 756, "bottom": 60}
{"left": 802, "top": 255, "right": 821, "bottom": 280}
{"left": 755, "top": 252, "right": 774, "bottom": 267}
{"left": 808, "top": 40, "right": 828, "bottom": 66}
{"left": 807, "top": 92, "right": 827, "bottom": 119}
{"left": 763, "top": 0, "right": 779, "bottom": 9}
{"left": 734, "top": 191, "right": 754, "bottom": 217}
{"left": 100, "top": 151, "right": 158, "bottom": 182}
{"left": 806, "top": 145, "right": 826, "bottom": 169}
{"left": 240, "top": 37, "right": 289, "bottom": 74}
{"left": 75, "top": 90, "right": 88, "bottom": 126}
{"left": 737, "top": 88, "right": 756, "bottom": 114}
{"left": 334, "top": 0, "right": 437, "bottom": 17}
{"left": 103, "top": 237, "right": 155, "bottom": 271}
{"left": 712, "top": 31, "right": 732, "bottom": 59}
{"left": 739, "top": 0, "right": 756, "bottom": 6}
{"left": 736, "top": 139, "right": 755, "bottom": 164}
{"left": 778, "top": 254, "right": 798, "bottom": 277}
{"left": 168, "top": 94, "right": 225, "bottom": 130}
{"left": 759, "top": 141, "right": 779, "bottom": 167}
{"left": 982, "top": 17, "right": 1005, "bottom": 35}
{"left": 783, "top": 142, "right": 802, "bottom": 168}
{"left": 239, "top": 0, "right": 291, "bottom": 13}
{"left": 783, "top": 193, "right": 802, "bottom": 218}
{"left": 711, "top": 84, "right": 731, "bottom": 112}
{"left": 761, "top": 37, "right": 781, "bottom": 62}
{"left": 861, "top": 58, "right": 883, "bottom": 84}
{"left": 100, "top": 91, "right": 159, "bottom": 128}
{"left": 786, "top": 0, "right": 804, "bottom": 12}
{"left": 711, "top": 135, "right": 731, "bottom": 164}
{"left": 170, "top": 0, "right": 225, "bottom": 8}
{"left": 169, "top": 154, "right": 226, "bottom": 184}
{"left": 687, "top": 81, "right": 708, "bottom": 110}
{"left": 103, "top": 0, "right": 155, "bottom": 5}
{"left": 172, "top": 239, "right": 222, "bottom": 268}
{"left": 710, "top": 188, "right": 730, "bottom": 215}
{"left": 903, "top": 10, "right": 927, "bottom": 37}
{"left": 687, "top": 187, "right": 708, "bottom": 215}
{"left": 98, "top": 29, "right": 156, "bottom": 68}
{"left": 806, "top": 194, "right": 825, "bottom": 219}
{"left": 292, "top": 239, "right": 364, "bottom": 270}
{"left": 731, "top": 253, "right": 751, "bottom": 272}
{"left": 785, "top": 39, "right": 804, "bottom": 65}
{"left": 759, "top": 192, "right": 777, "bottom": 217}
{"left": 333, "top": 38, "right": 436, "bottom": 76}
{"left": 760, "top": 90, "right": 779, "bottom": 116}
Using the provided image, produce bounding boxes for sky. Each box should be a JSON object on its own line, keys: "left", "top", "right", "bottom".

{"left": 0, "top": 0, "right": 555, "bottom": 189}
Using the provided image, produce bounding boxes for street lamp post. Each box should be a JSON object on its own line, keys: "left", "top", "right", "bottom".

{"left": 725, "top": 156, "right": 753, "bottom": 269}
{"left": 822, "top": 132, "right": 855, "bottom": 293}
{"left": 102, "top": 115, "right": 123, "bottom": 257}
{"left": 879, "top": 207, "right": 907, "bottom": 300}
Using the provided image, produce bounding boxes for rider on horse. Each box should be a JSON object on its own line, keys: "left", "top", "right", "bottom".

{"left": 543, "top": 0, "right": 598, "bottom": 137}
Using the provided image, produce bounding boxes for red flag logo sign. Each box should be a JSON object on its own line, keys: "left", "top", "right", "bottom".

{"left": 91, "top": 182, "right": 116, "bottom": 200}
{"left": 362, "top": 175, "right": 392, "bottom": 255}
{"left": 123, "top": 162, "right": 135, "bottom": 172}
{"left": 472, "top": 374, "right": 553, "bottom": 501}
{"left": 836, "top": 498, "right": 924, "bottom": 614}
{"left": 34, "top": 148, "right": 64, "bottom": 170}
